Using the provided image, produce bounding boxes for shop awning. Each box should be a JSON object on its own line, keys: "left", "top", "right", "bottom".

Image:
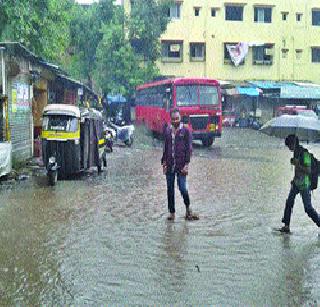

{"left": 236, "top": 86, "right": 260, "bottom": 96}
{"left": 280, "top": 85, "right": 320, "bottom": 99}
{"left": 248, "top": 81, "right": 283, "bottom": 89}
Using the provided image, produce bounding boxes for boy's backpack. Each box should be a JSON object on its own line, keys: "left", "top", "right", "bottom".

{"left": 309, "top": 152, "right": 319, "bottom": 190}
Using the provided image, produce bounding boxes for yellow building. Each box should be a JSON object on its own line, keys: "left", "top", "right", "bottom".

{"left": 124, "top": 0, "right": 320, "bottom": 84}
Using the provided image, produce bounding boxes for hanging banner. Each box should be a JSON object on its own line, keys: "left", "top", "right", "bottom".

{"left": 227, "top": 42, "right": 249, "bottom": 66}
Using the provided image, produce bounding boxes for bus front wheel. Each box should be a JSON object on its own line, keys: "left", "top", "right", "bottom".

{"left": 202, "top": 137, "right": 214, "bottom": 147}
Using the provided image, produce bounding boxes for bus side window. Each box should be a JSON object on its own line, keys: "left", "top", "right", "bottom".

{"left": 163, "top": 95, "right": 172, "bottom": 111}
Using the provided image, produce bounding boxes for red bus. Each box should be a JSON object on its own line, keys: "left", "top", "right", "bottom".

{"left": 135, "top": 78, "right": 222, "bottom": 146}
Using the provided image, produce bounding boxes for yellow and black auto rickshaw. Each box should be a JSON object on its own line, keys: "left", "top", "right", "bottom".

{"left": 41, "top": 104, "right": 107, "bottom": 185}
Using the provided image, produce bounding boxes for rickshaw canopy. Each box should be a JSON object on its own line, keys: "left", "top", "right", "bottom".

{"left": 43, "top": 104, "right": 81, "bottom": 118}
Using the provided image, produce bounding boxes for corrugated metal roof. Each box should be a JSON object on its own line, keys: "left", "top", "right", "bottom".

{"left": 0, "top": 42, "right": 96, "bottom": 95}
{"left": 57, "top": 74, "right": 82, "bottom": 87}
{"left": 280, "top": 85, "right": 320, "bottom": 99}
{"left": 247, "top": 81, "right": 320, "bottom": 99}
{"left": 0, "top": 42, "right": 64, "bottom": 74}
{"left": 292, "top": 82, "right": 320, "bottom": 88}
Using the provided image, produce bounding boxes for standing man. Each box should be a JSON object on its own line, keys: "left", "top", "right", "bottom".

{"left": 280, "top": 134, "right": 320, "bottom": 233}
{"left": 161, "top": 109, "right": 198, "bottom": 221}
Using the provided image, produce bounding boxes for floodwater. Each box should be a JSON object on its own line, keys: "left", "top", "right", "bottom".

{"left": 1, "top": 127, "right": 320, "bottom": 305}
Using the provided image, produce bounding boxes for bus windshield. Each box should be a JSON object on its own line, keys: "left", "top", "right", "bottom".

{"left": 176, "top": 85, "right": 198, "bottom": 106}
{"left": 176, "top": 85, "right": 218, "bottom": 106}
{"left": 199, "top": 85, "right": 219, "bottom": 105}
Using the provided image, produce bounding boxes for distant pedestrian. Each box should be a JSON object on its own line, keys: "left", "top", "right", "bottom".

{"left": 280, "top": 134, "right": 320, "bottom": 233}
{"left": 161, "top": 109, "right": 198, "bottom": 221}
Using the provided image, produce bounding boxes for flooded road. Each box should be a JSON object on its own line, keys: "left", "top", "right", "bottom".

{"left": 1, "top": 127, "right": 320, "bottom": 305}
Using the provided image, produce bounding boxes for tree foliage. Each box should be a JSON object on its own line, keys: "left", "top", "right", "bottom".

{"left": 0, "top": 0, "right": 172, "bottom": 97}
{"left": 0, "top": 0, "right": 73, "bottom": 61}
{"left": 94, "top": 0, "right": 172, "bottom": 97}
{"left": 94, "top": 10, "right": 156, "bottom": 97}
{"left": 68, "top": 0, "right": 114, "bottom": 85}
{"left": 128, "top": 0, "right": 172, "bottom": 62}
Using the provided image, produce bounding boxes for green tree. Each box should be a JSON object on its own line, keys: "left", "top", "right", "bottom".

{"left": 0, "top": 0, "right": 173, "bottom": 97}
{"left": 0, "top": 0, "right": 73, "bottom": 62}
{"left": 94, "top": 11, "right": 145, "bottom": 97}
{"left": 94, "top": 1, "right": 172, "bottom": 97}
{"left": 68, "top": 0, "right": 114, "bottom": 86}
{"left": 128, "top": 0, "right": 172, "bottom": 62}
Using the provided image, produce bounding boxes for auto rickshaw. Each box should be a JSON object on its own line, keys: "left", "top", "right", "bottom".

{"left": 41, "top": 104, "right": 107, "bottom": 185}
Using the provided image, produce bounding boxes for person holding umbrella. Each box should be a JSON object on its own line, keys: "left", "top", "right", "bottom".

{"left": 280, "top": 134, "right": 320, "bottom": 233}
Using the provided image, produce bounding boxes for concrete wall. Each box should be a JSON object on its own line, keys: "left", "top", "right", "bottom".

{"left": 125, "top": 0, "right": 320, "bottom": 84}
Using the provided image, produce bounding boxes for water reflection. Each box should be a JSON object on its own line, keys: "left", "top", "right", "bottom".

{"left": 157, "top": 222, "right": 189, "bottom": 296}
{"left": 1, "top": 128, "right": 320, "bottom": 304}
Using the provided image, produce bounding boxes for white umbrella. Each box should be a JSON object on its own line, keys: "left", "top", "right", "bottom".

{"left": 260, "top": 115, "right": 320, "bottom": 141}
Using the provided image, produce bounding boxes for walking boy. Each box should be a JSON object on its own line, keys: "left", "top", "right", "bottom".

{"left": 280, "top": 134, "right": 320, "bottom": 233}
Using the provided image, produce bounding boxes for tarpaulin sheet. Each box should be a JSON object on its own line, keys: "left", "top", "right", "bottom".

{"left": 0, "top": 142, "right": 12, "bottom": 177}
{"left": 236, "top": 87, "right": 260, "bottom": 96}
{"left": 248, "top": 81, "right": 283, "bottom": 89}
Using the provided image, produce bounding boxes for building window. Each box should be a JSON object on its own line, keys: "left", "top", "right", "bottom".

{"left": 282, "top": 48, "right": 289, "bottom": 59}
{"left": 167, "top": 3, "right": 181, "bottom": 19}
{"left": 211, "top": 8, "right": 216, "bottom": 17}
{"left": 295, "top": 49, "right": 303, "bottom": 60}
{"left": 194, "top": 7, "right": 200, "bottom": 17}
{"left": 312, "top": 47, "right": 320, "bottom": 62}
{"left": 161, "top": 41, "right": 183, "bottom": 62}
{"left": 225, "top": 5, "right": 244, "bottom": 21}
{"left": 190, "top": 43, "right": 205, "bottom": 61}
{"left": 281, "top": 12, "right": 289, "bottom": 21}
{"left": 312, "top": 10, "right": 320, "bottom": 26}
{"left": 252, "top": 45, "right": 273, "bottom": 65}
{"left": 296, "top": 13, "right": 303, "bottom": 22}
{"left": 254, "top": 7, "right": 272, "bottom": 23}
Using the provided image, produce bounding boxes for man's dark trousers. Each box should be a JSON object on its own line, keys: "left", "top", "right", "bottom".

{"left": 166, "top": 171, "right": 190, "bottom": 214}
{"left": 283, "top": 183, "right": 320, "bottom": 227}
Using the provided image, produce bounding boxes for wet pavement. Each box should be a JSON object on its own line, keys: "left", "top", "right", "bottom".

{"left": 1, "top": 127, "right": 320, "bottom": 305}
